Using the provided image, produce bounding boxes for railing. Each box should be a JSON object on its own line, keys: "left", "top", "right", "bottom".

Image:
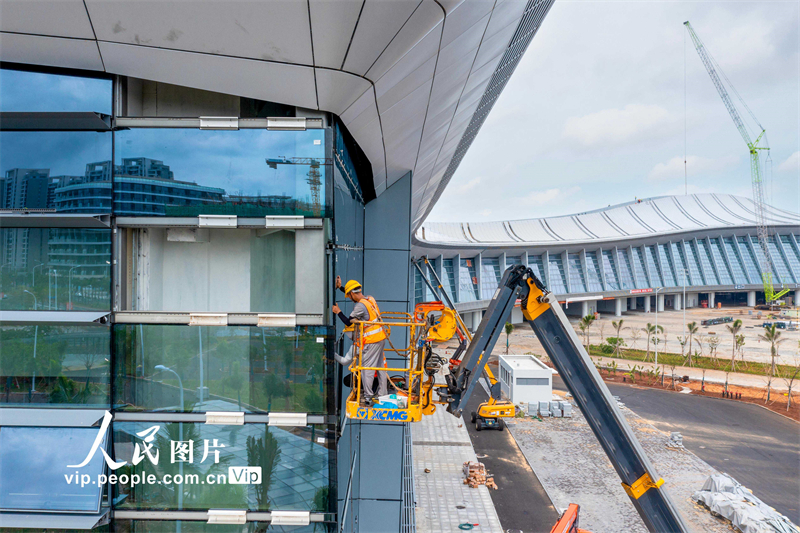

{"left": 345, "top": 312, "right": 427, "bottom": 422}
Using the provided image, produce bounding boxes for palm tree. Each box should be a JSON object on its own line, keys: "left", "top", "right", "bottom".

{"left": 685, "top": 322, "right": 699, "bottom": 366}
{"left": 579, "top": 315, "right": 595, "bottom": 348}
{"left": 629, "top": 328, "right": 642, "bottom": 351}
{"left": 726, "top": 319, "right": 743, "bottom": 371}
{"left": 642, "top": 323, "right": 663, "bottom": 362}
{"left": 611, "top": 319, "right": 626, "bottom": 355}
{"left": 504, "top": 322, "right": 514, "bottom": 354}
{"left": 758, "top": 324, "right": 786, "bottom": 378}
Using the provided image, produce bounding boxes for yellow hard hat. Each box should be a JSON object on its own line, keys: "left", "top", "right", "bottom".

{"left": 344, "top": 280, "right": 362, "bottom": 296}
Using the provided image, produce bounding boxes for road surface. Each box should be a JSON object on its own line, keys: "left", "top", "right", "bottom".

{"left": 554, "top": 375, "right": 800, "bottom": 523}
{"left": 464, "top": 387, "right": 560, "bottom": 533}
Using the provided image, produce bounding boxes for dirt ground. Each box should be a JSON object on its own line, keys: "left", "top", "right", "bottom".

{"left": 594, "top": 367, "right": 800, "bottom": 422}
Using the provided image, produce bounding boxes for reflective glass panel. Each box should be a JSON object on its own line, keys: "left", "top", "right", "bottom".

{"left": 114, "top": 325, "right": 332, "bottom": 414}
{"left": 480, "top": 258, "right": 500, "bottom": 299}
{"left": 547, "top": 255, "right": 567, "bottom": 294}
{"left": 112, "top": 422, "right": 335, "bottom": 512}
{"left": 441, "top": 259, "right": 456, "bottom": 301}
{"left": 738, "top": 236, "right": 765, "bottom": 280}
{"left": 723, "top": 237, "right": 748, "bottom": 284}
{"left": 644, "top": 246, "right": 663, "bottom": 287}
{"left": 670, "top": 242, "right": 689, "bottom": 286}
{"left": 657, "top": 245, "right": 676, "bottom": 287}
{"left": 414, "top": 268, "right": 424, "bottom": 305}
{"left": 767, "top": 236, "right": 793, "bottom": 283}
{"left": 0, "top": 131, "right": 113, "bottom": 214}
{"left": 601, "top": 250, "right": 619, "bottom": 291}
{"left": 630, "top": 247, "right": 649, "bottom": 289}
{"left": 585, "top": 252, "right": 603, "bottom": 292}
{"left": 459, "top": 259, "right": 478, "bottom": 302}
{"left": 683, "top": 241, "right": 705, "bottom": 286}
{"left": 0, "top": 324, "right": 110, "bottom": 407}
{"left": 528, "top": 255, "right": 545, "bottom": 284}
{"left": 506, "top": 256, "right": 522, "bottom": 268}
{"left": 0, "top": 228, "right": 111, "bottom": 311}
{"left": 709, "top": 238, "right": 733, "bottom": 284}
{"left": 616, "top": 250, "right": 635, "bottom": 290}
{"left": 0, "top": 68, "right": 112, "bottom": 114}
{"left": 567, "top": 254, "right": 585, "bottom": 293}
{"left": 114, "top": 129, "right": 329, "bottom": 217}
{"left": 124, "top": 227, "right": 297, "bottom": 313}
{"left": 780, "top": 235, "right": 800, "bottom": 278}
{"left": 696, "top": 240, "right": 719, "bottom": 285}
{"left": 0, "top": 426, "right": 106, "bottom": 512}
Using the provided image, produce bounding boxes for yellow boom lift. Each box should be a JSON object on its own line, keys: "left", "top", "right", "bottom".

{"left": 343, "top": 259, "right": 688, "bottom": 532}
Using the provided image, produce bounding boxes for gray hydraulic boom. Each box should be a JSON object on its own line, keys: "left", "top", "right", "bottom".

{"left": 426, "top": 262, "right": 688, "bottom": 533}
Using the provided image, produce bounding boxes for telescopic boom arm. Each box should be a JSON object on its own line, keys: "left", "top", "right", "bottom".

{"left": 438, "top": 264, "right": 688, "bottom": 533}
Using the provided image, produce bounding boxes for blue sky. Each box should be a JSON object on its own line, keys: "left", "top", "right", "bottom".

{"left": 428, "top": 1, "right": 800, "bottom": 222}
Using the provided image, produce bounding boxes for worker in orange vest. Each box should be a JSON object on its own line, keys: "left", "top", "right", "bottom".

{"left": 333, "top": 276, "right": 388, "bottom": 405}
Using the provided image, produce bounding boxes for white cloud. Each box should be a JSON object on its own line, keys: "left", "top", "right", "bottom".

{"left": 648, "top": 155, "right": 738, "bottom": 181}
{"left": 563, "top": 104, "right": 671, "bottom": 147}
{"left": 778, "top": 151, "right": 800, "bottom": 173}
{"left": 521, "top": 186, "right": 581, "bottom": 206}
{"left": 452, "top": 177, "right": 482, "bottom": 194}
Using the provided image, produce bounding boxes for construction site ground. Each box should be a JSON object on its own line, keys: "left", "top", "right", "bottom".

{"left": 509, "top": 395, "right": 738, "bottom": 533}
{"left": 585, "top": 376, "right": 800, "bottom": 524}
{"left": 567, "top": 307, "right": 800, "bottom": 367}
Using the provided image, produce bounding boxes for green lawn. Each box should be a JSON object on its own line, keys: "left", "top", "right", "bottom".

{"left": 585, "top": 345, "right": 794, "bottom": 378}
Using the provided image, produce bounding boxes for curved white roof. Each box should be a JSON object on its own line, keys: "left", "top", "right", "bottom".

{"left": 415, "top": 194, "right": 800, "bottom": 247}
{"left": 0, "top": 0, "right": 554, "bottom": 229}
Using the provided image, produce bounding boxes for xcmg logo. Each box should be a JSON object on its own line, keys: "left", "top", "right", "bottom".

{"left": 369, "top": 409, "right": 408, "bottom": 422}
{"left": 356, "top": 407, "right": 368, "bottom": 419}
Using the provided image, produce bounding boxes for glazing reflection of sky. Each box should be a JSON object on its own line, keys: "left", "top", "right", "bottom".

{"left": 116, "top": 129, "right": 326, "bottom": 198}
{"left": 0, "top": 131, "right": 112, "bottom": 177}
{"left": 0, "top": 69, "right": 111, "bottom": 114}
{"left": 0, "top": 427, "right": 106, "bottom": 511}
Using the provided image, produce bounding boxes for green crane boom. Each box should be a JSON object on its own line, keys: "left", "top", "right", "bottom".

{"left": 684, "top": 21, "right": 788, "bottom": 304}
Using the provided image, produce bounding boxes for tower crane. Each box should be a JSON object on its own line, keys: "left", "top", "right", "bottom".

{"left": 684, "top": 21, "right": 789, "bottom": 304}
{"left": 266, "top": 157, "right": 328, "bottom": 217}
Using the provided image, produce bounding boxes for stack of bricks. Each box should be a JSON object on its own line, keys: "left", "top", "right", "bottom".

{"left": 463, "top": 461, "right": 498, "bottom": 490}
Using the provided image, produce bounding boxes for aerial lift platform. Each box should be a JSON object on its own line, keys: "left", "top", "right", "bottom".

{"left": 344, "top": 261, "right": 688, "bottom": 533}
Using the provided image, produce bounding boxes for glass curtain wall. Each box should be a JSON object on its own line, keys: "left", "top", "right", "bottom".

{"left": 114, "top": 129, "right": 328, "bottom": 218}
{"left": 480, "top": 258, "right": 500, "bottom": 299}
{"left": 1, "top": 66, "right": 337, "bottom": 531}
{"left": 459, "top": 259, "right": 478, "bottom": 302}
{"left": 585, "top": 252, "right": 603, "bottom": 292}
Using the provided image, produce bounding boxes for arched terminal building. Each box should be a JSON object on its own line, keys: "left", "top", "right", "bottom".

{"left": 413, "top": 194, "right": 800, "bottom": 326}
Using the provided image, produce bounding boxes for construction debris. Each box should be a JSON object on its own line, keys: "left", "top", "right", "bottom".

{"left": 462, "top": 461, "right": 497, "bottom": 489}
{"left": 692, "top": 473, "right": 798, "bottom": 533}
{"left": 666, "top": 432, "right": 686, "bottom": 450}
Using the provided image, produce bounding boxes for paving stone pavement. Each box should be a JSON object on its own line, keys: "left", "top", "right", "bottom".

{"left": 413, "top": 405, "right": 503, "bottom": 533}
{"left": 508, "top": 402, "right": 735, "bottom": 533}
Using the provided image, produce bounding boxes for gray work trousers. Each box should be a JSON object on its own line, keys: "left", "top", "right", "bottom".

{"left": 361, "top": 339, "right": 388, "bottom": 399}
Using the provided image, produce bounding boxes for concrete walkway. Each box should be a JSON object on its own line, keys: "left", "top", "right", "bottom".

{"left": 413, "top": 405, "right": 503, "bottom": 532}
{"left": 591, "top": 355, "right": 791, "bottom": 391}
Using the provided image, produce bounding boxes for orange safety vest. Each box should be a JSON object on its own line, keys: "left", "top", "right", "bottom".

{"left": 358, "top": 296, "right": 387, "bottom": 346}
